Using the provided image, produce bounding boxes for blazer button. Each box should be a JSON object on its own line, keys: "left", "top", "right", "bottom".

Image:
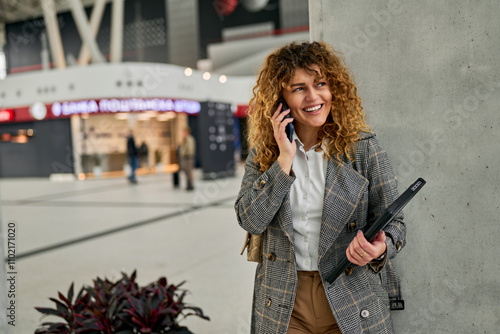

{"left": 349, "top": 222, "right": 356, "bottom": 232}
{"left": 345, "top": 267, "right": 353, "bottom": 276}
{"left": 396, "top": 241, "right": 402, "bottom": 251}
{"left": 258, "top": 180, "right": 266, "bottom": 189}
{"left": 267, "top": 252, "right": 276, "bottom": 261}
{"left": 267, "top": 298, "right": 272, "bottom": 307}
{"left": 360, "top": 309, "right": 370, "bottom": 318}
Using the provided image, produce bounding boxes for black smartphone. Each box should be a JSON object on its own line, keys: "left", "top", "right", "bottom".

{"left": 276, "top": 98, "right": 294, "bottom": 142}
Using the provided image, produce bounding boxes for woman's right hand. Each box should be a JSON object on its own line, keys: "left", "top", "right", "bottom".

{"left": 271, "top": 103, "right": 296, "bottom": 174}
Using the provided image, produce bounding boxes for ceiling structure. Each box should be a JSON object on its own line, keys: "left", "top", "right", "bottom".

{"left": 0, "top": 0, "right": 108, "bottom": 24}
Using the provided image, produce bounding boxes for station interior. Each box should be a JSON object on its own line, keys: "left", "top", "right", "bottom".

{"left": 0, "top": 0, "right": 309, "bottom": 333}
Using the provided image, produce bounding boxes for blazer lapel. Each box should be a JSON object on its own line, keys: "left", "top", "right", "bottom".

{"left": 318, "top": 158, "right": 368, "bottom": 260}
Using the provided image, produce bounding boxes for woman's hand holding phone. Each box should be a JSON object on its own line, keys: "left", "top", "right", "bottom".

{"left": 271, "top": 103, "right": 296, "bottom": 175}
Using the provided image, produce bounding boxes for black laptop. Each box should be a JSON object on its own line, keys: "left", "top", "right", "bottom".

{"left": 326, "top": 177, "right": 426, "bottom": 284}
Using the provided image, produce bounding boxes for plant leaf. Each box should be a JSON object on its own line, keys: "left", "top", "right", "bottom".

{"left": 131, "top": 269, "right": 137, "bottom": 283}
{"left": 67, "top": 282, "right": 75, "bottom": 305}
{"left": 158, "top": 277, "right": 167, "bottom": 287}
{"left": 183, "top": 306, "right": 211, "bottom": 321}
{"left": 58, "top": 291, "right": 72, "bottom": 308}
{"left": 127, "top": 295, "right": 145, "bottom": 317}
{"left": 49, "top": 298, "right": 69, "bottom": 314}
{"left": 35, "top": 307, "right": 63, "bottom": 317}
{"left": 131, "top": 316, "right": 144, "bottom": 326}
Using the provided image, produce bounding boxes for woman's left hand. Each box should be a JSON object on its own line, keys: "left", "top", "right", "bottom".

{"left": 346, "top": 230, "right": 387, "bottom": 266}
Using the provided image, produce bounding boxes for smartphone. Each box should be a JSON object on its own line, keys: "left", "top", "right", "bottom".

{"left": 276, "top": 97, "right": 294, "bottom": 142}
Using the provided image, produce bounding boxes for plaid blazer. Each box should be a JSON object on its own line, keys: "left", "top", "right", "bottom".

{"left": 235, "top": 132, "right": 405, "bottom": 334}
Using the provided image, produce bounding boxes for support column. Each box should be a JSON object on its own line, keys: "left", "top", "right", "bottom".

{"left": 0, "top": 23, "right": 5, "bottom": 48}
{"left": 40, "top": 32, "right": 51, "bottom": 71}
{"left": 110, "top": 0, "right": 124, "bottom": 63}
{"left": 41, "top": 0, "right": 66, "bottom": 69}
{"left": 68, "top": 0, "right": 105, "bottom": 64}
{"left": 308, "top": 0, "right": 323, "bottom": 42}
{"left": 166, "top": 0, "right": 199, "bottom": 67}
{"left": 70, "top": 115, "right": 83, "bottom": 177}
{"left": 78, "top": 0, "right": 106, "bottom": 66}
{"left": 0, "top": 23, "right": 6, "bottom": 79}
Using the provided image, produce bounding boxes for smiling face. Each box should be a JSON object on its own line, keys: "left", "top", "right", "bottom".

{"left": 281, "top": 64, "right": 332, "bottom": 141}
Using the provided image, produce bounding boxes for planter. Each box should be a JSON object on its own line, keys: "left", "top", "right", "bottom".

{"left": 34, "top": 271, "right": 209, "bottom": 334}
{"left": 156, "top": 162, "right": 163, "bottom": 174}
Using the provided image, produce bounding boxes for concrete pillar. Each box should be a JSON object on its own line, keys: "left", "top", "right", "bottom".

{"left": 279, "top": 0, "right": 309, "bottom": 30}
{"left": 70, "top": 115, "right": 83, "bottom": 177}
{"left": 41, "top": 0, "right": 66, "bottom": 69}
{"left": 0, "top": 23, "right": 5, "bottom": 47}
{"left": 40, "top": 32, "right": 51, "bottom": 71}
{"left": 0, "top": 52, "right": 5, "bottom": 80}
{"left": 78, "top": 0, "right": 106, "bottom": 66}
{"left": 166, "top": 0, "right": 199, "bottom": 67}
{"left": 68, "top": 0, "right": 105, "bottom": 64}
{"left": 310, "top": 0, "right": 500, "bottom": 332}
{"left": 110, "top": 0, "right": 124, "bottom": 63}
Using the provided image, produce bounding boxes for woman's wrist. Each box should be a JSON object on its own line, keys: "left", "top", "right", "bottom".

{"left": 277, "top": 155, "right": 293, "bottom": 175}
{"left": 374, "top": 243, "right": 387, "bottom": 261}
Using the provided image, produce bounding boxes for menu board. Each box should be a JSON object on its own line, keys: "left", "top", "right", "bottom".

{"left": 198, "top": 102, "right": 235, "bottom": 179}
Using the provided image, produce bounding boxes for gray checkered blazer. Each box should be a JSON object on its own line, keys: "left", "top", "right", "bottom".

{"left": 235, "top": 132, "right": 405, "bottom": 334}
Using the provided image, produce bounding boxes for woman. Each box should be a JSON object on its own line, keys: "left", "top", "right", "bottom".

{"left": 235, "top": 41, "right": 405, "bottom": 334}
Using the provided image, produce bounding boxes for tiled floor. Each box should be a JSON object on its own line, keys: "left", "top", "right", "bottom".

{"left": 0, "top": 167, "right": 255, "bottom": 334}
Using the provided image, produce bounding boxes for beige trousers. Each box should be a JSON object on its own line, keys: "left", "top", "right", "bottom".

{"left": 287, "top": 271, "right": 341, "bottom": 334}
{"left": 181, "top": 157, "right": 194, "bottom": 189}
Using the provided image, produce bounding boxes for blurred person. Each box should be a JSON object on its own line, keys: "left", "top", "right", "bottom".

{"left": 126, "top": 131, "right": 139, "bottom": 184}
{"left": 139, "top": 141, "right": 149, "bottom": 170}
{"left": 180, "top": 126, "right": 196, "bottom": 191}
{"left": 172, "top": 145, "right": 181, "bottom": 189}
{"left": 235, "top": 42, "right": 405, "bottom": 333}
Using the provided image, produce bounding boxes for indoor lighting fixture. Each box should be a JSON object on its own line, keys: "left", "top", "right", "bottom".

{"left": 157, "top": 113, "right": 176, "bottom": 121}
{"left": 184, "top": 67, "right": 193, "bottom": 76}
{"left": 203, "top": 72, "right": 211, "bottom": 80}
{"left": 137, "top": 113, "right": 150, "bottom": 121}
{"left": 219, "top": 75, "right": 227, "bottom": 83}
{"left": 115, "top": 113, "right": 128, "bottom": 120}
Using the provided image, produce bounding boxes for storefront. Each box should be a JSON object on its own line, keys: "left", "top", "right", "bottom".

{"left": 0, "top": 96, "right": 247, "bottom": 180}
{"left": 0, "top": 62, "right": 253, "bottom": 179}
{"left": 0, "top": 97, "right": 199, "bottom": 178}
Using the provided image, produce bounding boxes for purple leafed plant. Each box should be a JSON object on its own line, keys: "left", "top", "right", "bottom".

{"left": 35, "top": 270, "right": 209, "bottom": 334}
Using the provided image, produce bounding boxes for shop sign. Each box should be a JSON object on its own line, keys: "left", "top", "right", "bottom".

{"left": 51, "top": 98, "right": 200, "bottom": 117}
{"left": 0, "top": 109, "right": 14, "bottom": 122}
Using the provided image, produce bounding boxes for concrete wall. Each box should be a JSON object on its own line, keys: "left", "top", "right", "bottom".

{"left": 310, "top": 0, "right": 500, "bottom": 332}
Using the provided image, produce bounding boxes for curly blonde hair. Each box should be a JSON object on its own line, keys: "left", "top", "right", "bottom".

{"left": 248, "top": 41, "right": 370, "bottom": 173}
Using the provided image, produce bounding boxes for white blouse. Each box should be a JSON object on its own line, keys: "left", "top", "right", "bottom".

{"left": 289, "top": 133, "right": 327, "bottom": 271}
